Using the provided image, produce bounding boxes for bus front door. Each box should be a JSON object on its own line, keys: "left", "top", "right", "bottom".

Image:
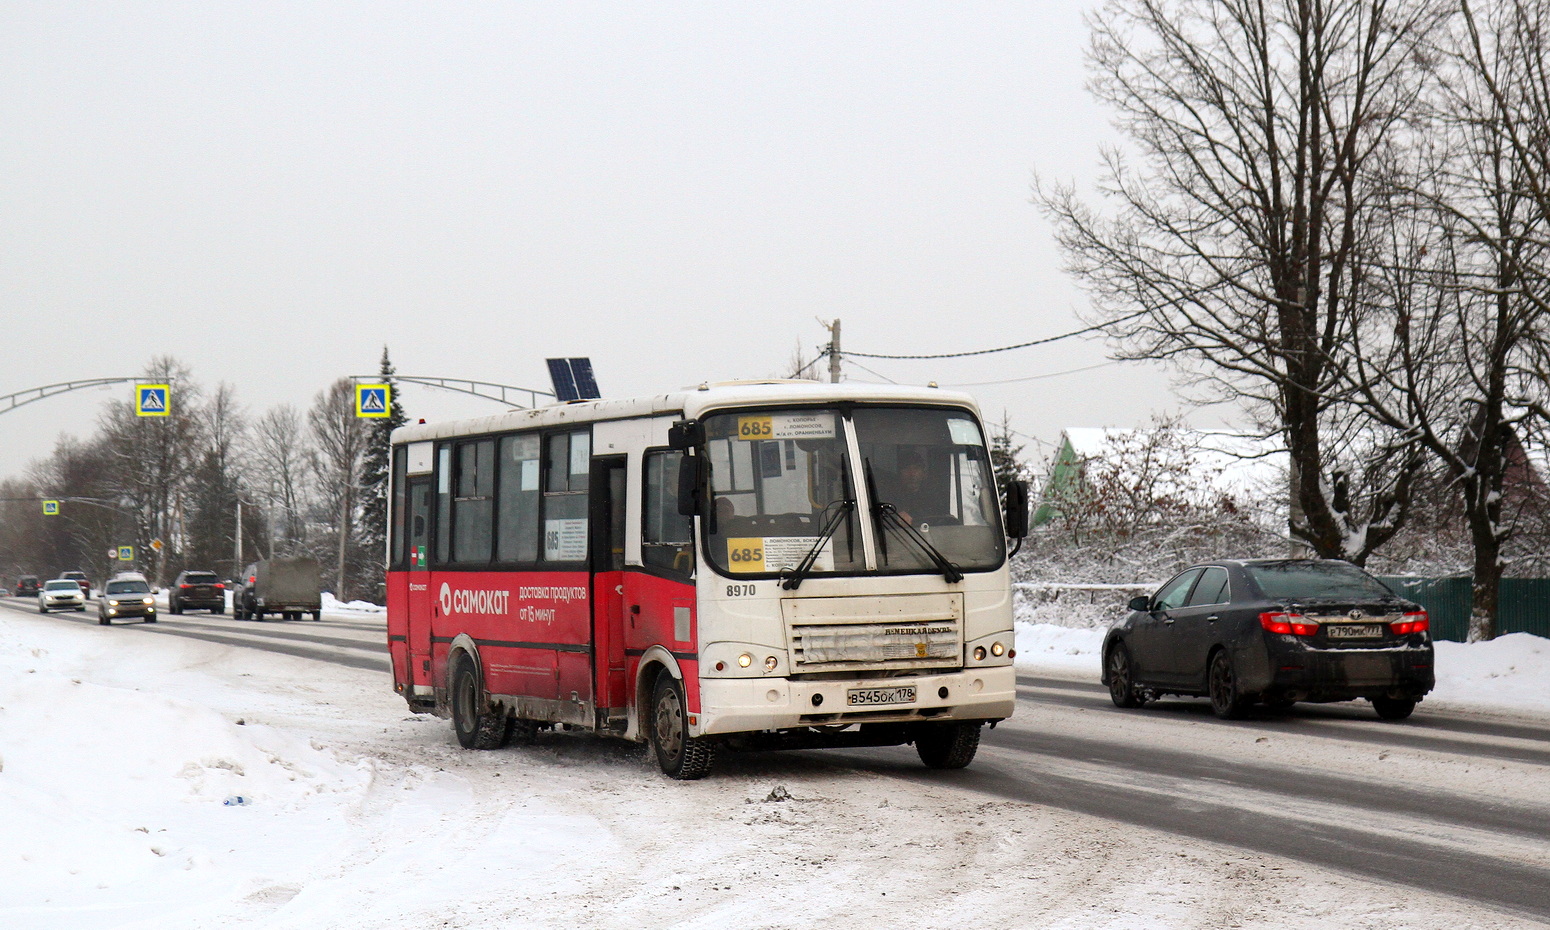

{"left": 590, "top": 457, "right": 629, "bottom": 725}
{"left": 406, "top": 478, "right": 434, "bottom": 689}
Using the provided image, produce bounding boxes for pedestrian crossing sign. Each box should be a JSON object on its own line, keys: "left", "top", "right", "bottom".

{"left": 355, "top": 384, "right": 391, "bottom": 418}
{"left": 136, "top": 384, "right": 170, "bottom": 417}
{"left": 42, "top": 500, "right": 59, "bottom": 516}
{"left": 118, "top": 546, "right": 134, "bottom": 561}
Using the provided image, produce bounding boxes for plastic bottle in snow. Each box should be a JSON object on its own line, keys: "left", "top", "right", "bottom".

{"left": 223, "top": 795, "right": 249, "bottom": 806}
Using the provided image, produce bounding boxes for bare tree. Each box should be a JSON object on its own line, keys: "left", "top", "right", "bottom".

{"left": 308, "top": 379, "right": 370, "bottom": 600}
{"left": 1037, "top": 0, "right": 1449, "bottom": 564}
{"left": 1341, "top": 0, "right": 1550, "bottom": 639}
{"left": 248, "top": 405, "right": 310, "bottom": 556}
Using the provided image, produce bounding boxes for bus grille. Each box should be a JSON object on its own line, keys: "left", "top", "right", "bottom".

{"left": 782, "top": 593, "right": 963, "bottom": 672}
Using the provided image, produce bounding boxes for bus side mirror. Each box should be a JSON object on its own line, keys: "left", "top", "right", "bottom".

{"left": 1002, "top": 480, "right": 1029, "bottom": 539}
{"left": 668, "top": 419, "right": 702, "bottom": 451}
{"left": 676, "top": 454, "right": 703, "bottom": 516}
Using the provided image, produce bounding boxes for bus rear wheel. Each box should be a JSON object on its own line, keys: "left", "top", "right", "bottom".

{"left": 450, "top": 653, "right": 509, "bottom": 750}
{"left": 650, "top": 675, "right": 715, "bottom": 780}
{"left": 914, "top": 721, "right": 982, "bottom": 769}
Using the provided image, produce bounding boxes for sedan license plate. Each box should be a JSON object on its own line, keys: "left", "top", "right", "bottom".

{"left": 1327, "top": 624, "right": 1383, "bottom": 639}
{"left": 847, "top": 686, "right": 916, "bottom": 707}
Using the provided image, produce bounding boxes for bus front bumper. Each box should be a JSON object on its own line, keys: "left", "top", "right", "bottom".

{"left": 695, "top": 665, "right": 1016, "bottom": 737}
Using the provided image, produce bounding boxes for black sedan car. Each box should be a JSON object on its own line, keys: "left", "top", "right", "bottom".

{"left": 1102, "top": 559, "right": 1434, "bottom": 720}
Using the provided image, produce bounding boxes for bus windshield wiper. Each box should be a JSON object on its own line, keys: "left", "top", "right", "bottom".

{"left": 780, "top": 499, "right": 855, "bottom": 591}
{"left": 863, "top": 458, "right": 962, "bottom": 584}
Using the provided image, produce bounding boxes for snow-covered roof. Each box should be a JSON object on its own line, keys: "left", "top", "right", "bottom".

{"left": 393, "top": 380, "right": 983, "bottom": 445}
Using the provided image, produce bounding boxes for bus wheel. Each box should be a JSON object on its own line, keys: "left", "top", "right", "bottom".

{"left": 650, "top": 675, "right": 715, "bottom": 780}
{"left": 450, "top": 653, "right": 509, "bottom": 750}
{"left": 914, "top": 721, "right": 982, "bottom": 769}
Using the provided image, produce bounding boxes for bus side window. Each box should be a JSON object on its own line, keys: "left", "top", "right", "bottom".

{"left": 390, "top": 446, "right": 407, "bottom": 569}
{"left": 541, "top": 430, "right": 590, "bottom": 562}
{"left": 434, "top": 445, "right": 453, "bottom": 564}
{"left": 643, "top": 451, "right": 694, "bottom": 577}
{"left": 452, "top": 440, "right": 495, "bottom": 564}
{"left": 497, "top": 434, "right": 540, "bottom": 563}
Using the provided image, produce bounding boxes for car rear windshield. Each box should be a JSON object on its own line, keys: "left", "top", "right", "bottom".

{"left": 182, "top": 573, "right": 218, "bottom": 583}
{"left": 106, "top": 581, "right": 151, "bottom": 595}
{"left": 1246, "top": 561, "right": 1393, "bottom": 600}
{"left": 44, "top": 581, "right": 78, "bottom": 591}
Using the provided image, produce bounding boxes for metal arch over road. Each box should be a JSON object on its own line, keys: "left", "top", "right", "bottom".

{"left": 0, "top": 377, "right": 164, "bottom": 416}
{"left": 350, "top": 375, "right": 555, "bottom": 409}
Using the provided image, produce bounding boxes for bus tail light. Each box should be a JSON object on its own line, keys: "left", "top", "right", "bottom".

{"left": 1260, "top": 612, "right": 1318, "bottom": 636}
{"left": 1391, "top": 611, "right": 1430, "bottom": 635}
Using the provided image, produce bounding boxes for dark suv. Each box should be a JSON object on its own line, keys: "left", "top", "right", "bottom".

{"left": 15, "top": 575, "right": 40, "bottom": 597}
{"left": 170, "top": 570, "right": 225, "bottom": 614}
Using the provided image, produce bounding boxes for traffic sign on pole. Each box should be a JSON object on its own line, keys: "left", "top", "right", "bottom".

{"left": 42, "top": 500, "right": 59, "bottom": 516}
{"left": 118, "top": 546, "right": 134, "bottom": 561}
{"left": 355, "top": 384, "right": 391, "bottom": 418}
{"left": 136, "top": 384, "right": 170, "bottom": 417}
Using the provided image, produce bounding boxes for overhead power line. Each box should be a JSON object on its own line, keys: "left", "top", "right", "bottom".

{"left": 842, "top": 310, "right": 1148, "bottom": 360}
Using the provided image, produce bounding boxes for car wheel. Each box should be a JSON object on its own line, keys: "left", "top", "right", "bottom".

{"left": 914, "top": 721, "right": 983, "bottom": 769}
{"left": 38, "top": 604, "right": 47, "bottom": 614}
{"left": 170, "top": 599, "right": 181, "bottom": 615}
{"left": 98, "top": 615, "right": 110, "bottom": 625}
{"left": 1106, "top": 642, "right": 1143, "bottom": 709}
{"left": 211, "top": 605, "right": 223, "bottom": 615}
{"left": 311, "top": 610, "right": 322, "bottom": 622}
{"left": 650, "top": 674, "right": 715, "bottom": 779}
{"left": 1372, "top": 697, "right": 1417, "bottom": 721}
{"left": 76, "top": 606, "right": 86, "bottom": 612}
{"left": 145, "top": 614, "right": 157, "bottom": 623}
{"left": 450, "top": 653, "right": 509, "bottom": 750}
{"left": 1208, "top": 650, "right": 1249, "bottom": 720}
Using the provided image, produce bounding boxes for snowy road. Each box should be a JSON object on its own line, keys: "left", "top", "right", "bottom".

{"left": 3, "top": 596, "right": 1548, "bottom": 928}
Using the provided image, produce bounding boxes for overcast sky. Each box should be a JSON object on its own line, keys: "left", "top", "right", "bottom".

{"left": 0, "top": 2, "right": 1214, "bottom": 484}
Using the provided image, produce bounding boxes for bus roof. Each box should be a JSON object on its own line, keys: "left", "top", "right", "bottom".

{"left": 391, "top": 380, "right": 983, "bottom": 446}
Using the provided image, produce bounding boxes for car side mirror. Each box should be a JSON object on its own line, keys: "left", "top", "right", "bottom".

{"left": 1128, "top": 595, "right": 1152, "bottom": 612}
{"left": 1002, "top": 480, "right": 1029, "bottom": 539}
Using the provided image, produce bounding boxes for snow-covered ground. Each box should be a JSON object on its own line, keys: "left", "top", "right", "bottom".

{"left": 1, "top": 600, "right": 1547, "bottom": 929}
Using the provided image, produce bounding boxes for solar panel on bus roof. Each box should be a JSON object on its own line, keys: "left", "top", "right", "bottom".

{"left": 546, "top": 357, "right": 600, "bottom": 402}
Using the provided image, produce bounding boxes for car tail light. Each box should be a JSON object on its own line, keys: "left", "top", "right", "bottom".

{"left": 215, "top": 583, "right": 225, "bottom": 589}
{"left": 248, "top": 576, "right": 256, "bottom": 584}
{"left": 179, "top": 584, "right": 191, "bottom": 589}
{"left": 1391, "top": 611, "right": 1430, "bottom": 635}
{"left": 1260, "top": 611, "right": 1319, "bottom": 636}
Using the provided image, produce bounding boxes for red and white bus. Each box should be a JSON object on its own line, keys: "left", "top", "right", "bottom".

{"left": 387, "top": 381, "right": 1027, "bottom": 778}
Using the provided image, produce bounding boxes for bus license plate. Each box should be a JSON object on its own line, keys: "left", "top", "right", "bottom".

{"left": 1327, "top": 624, "right": 1383, "bottom": 639}
{"left": 847, "top": 686, "right": 916, "bottom": 707}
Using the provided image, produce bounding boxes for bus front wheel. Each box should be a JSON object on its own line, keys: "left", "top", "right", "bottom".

{"left": 914, "top": 721, "right": 982, "bottom": 769}
{"left": 450, "top": 653, "right": 509, "bottom": 750}
{"left": 650, "top": 675, "right": 715, "bottom": 780}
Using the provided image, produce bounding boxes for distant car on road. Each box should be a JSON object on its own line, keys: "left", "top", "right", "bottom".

{"left": 59, "top": 570, "right": 91, "bottom": 599}
{"left": 232, "top": 558, "right": 322, "bottom": 621}
{"left": 170, "top": 570, "right": 225, "bottom": 614}
{"left": 99, "top": 576, "right": 157, "bottom": 625}
{"left": 1102, "top": 559, "right": 1435, "bottom": 721}
{"left": 15, "top": 576, "right": 40, "bottom": 597}
{"left": 39, "top": 579, "right": 87, "bottom": 613}
{"left": 0, "top": 586, "right": 9, "bottom": 597}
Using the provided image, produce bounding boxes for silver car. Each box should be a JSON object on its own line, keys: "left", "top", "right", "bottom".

{"left": 39, "top": 579, "right": 86, "bottom": 613}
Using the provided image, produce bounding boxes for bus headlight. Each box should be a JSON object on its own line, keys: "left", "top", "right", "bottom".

{"left": 990, "top": 642, "right": 1006, "bottom": 657}
{"left": 737, "top": 653, "right": 753, "bottom": 668}
{"left": 973, "top": 646, "right": 987, "bottom": 661}
{"left": 764, "top": 656, "right": 778, "bottom": 672}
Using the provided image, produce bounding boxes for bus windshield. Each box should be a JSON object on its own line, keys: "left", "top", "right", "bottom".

{"left": 701, "top": 406, "right": 1004, "bottom": 578}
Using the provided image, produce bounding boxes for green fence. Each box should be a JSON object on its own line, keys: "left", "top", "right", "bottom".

{"left": 1378, "top": 576, "right": 1550, "bottom": 642}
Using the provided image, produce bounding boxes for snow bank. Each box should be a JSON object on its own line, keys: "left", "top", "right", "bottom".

{"left": 1431, "top": 633, "right": 1550, "bottom": 713}
{"left": 320, "top": 592, "right": 384, "bottom": 613}
{"left": 0, "top": 623, "right": 376, "bottom": 928}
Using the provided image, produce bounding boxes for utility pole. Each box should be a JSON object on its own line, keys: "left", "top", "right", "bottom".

{"left": 820, "top": 318, "right": 842, "bottom": 383}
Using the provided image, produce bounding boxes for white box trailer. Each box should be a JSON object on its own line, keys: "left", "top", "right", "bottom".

{"left": 234, "top": 557, "right": 323, "bottom": 621}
